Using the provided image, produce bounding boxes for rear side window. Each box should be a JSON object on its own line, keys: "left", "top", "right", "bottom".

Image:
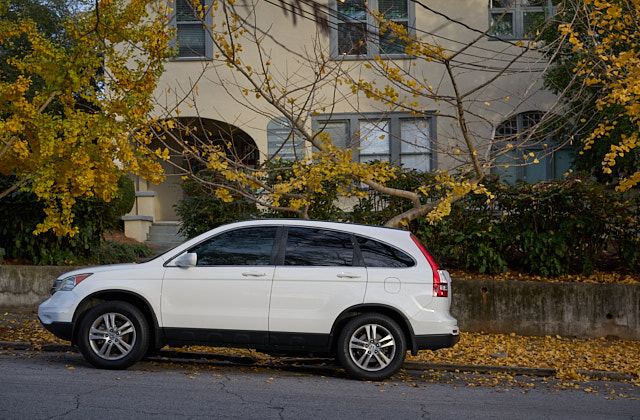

{"left": 190, "top": 227, "right": 277, "bottom": 266}
{"left": 357, "top": 236, "right": 415, "bottom": 268}
{"left": 284, "top": 227, "right": 354, "bottom": 266}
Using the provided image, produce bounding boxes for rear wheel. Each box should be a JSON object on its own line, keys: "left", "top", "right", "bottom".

{"left": 77, "top": 301, "right": 149, "bottom": 369}
{"left": 336, "top": 313, "right": 407, "bottom": 381}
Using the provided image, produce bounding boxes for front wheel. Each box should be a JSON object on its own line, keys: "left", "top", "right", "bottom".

{"left": 77, "top": 301, "right": 149, "bottom": 370}
{"left": 336, "top": 313, "right": 407, "bottom": 381}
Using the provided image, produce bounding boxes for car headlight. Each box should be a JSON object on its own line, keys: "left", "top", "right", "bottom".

{"left": 50, "top": 274, "right": 92, "bottom": 295}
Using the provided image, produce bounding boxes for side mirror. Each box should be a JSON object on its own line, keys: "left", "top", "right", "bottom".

{"left": 174, "top": 252, "right": 197, "bottom": 267}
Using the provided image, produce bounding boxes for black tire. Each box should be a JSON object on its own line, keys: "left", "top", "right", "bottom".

{"left": 336, "top": 313, "right": 407, "bottom": 381}
{"left": 77, "top": 301, "right": 150, "bottom": 370}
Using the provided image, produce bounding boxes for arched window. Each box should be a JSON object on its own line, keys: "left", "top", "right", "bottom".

{"left": 492, "top": 111, "right": 573, "bottom": 183}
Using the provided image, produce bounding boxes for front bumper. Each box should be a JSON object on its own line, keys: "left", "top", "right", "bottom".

{"left": 39, "top": 319, "right": 73, "bottom": 342}
{"left": 38, "top": 291, "right": 79, "bottom": 342}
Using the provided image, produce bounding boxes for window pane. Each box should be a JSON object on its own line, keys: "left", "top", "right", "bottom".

{"left": 191, "top": 227, "right": 277, "bottom": 266}
{"left": 359, "top": 120, "right": 390, "bottom": 157}
{"left": 490, "top": 12, "right": 514, "bottom": 37}
{"left": 521, "top": 111, "right": 544, "bottom": 142}
{"left": 318, "top": 120, "right": 351, "bottom": 149}
{"left": 360, "top": 154, "right": 390, "bottom": 163}
{"left": 523, "top": 11, "right": 545, "bottom": 37}
{"left": 176, "top": 0, "right": 199, "bottom": 22}
{"left": 523, "top": 152, "right": 547, "bottom": 183}
{"left": 267, "top": 118, "right": 305, "bottom": 160}
{"left": 521, "top": 0, "right": 547, "bottom": 6}
{"left": 490, "top": 0, "right": 515, "bottom": 7}
{"left": 285, "top": 227, "right": 354, "bottom": 266}
{"left": 378, "top": 0, "right": 408, "bottom": 20}
{"left": 338, "top": 22, "right": 368, "bottom": 55}
{"left": 400, "top": 119, "right": 430, "bottom": 171}
{"left": 357, "top": 236, "right": 414, "bottom": 267}
{"left": 337, "top": 0, "right": 368, "bottom": 55}
{"left": 337, "top": 0, "right": 367, "bottom": 19}
{"left": 496, "top": 115, "right": 518, "bottom": 140}
{"left": 380, "top": 21, "right": 408, "bottom": 54}
{"left": 493, "top": 150, "right": 518, "bottom": 183}
{"left": 400, "top": 120, "right": 430, "bottom": 153}
{"left": 400, "top": 154, "right": 430, "bottom": 171}
{"left": 554, "top": 149, "right": 574, "bottom": 178}
{"left": 177, "top": 24, "right": 205, "bottom": 57}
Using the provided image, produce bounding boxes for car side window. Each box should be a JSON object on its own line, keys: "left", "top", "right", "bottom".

{"left": 190, "top": 227, "right": 277, "bottom": 266}
{"left": 356, "top": 236, "right": 415, "bottom": 268}
{"left": 284, "top": 227, "right": 354, "bottom": 266}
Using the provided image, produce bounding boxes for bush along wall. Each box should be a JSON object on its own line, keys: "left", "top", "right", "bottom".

{"left": 415, "top": 175, "right": 639, "bottom": 276}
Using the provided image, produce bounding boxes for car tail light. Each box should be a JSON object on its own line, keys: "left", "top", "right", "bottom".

{"left": 411, "top": 234, "right": 448, "bottom": 297}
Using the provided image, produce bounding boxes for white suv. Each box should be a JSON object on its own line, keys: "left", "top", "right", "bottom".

{"left": 39, "top": 219, "right": 459, "bottom": 380}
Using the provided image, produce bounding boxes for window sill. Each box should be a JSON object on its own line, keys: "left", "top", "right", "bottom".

{"left": 332, "top": 54, "right": 414, "bottom": 61}
{"left": 170, "top": 56, "right": 212, "bottom": 62}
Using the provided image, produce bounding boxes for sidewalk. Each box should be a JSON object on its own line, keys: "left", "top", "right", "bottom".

{"left": 1, "top": 308, "right": 638, "bottom": 384}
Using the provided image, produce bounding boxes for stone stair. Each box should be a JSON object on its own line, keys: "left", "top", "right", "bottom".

{"left": 145, "top": 222, "right": 187, "bottom": 254}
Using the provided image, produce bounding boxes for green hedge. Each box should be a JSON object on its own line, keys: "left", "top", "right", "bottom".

{"left": 415, "top": 176, "right": 639, "bottom": 276}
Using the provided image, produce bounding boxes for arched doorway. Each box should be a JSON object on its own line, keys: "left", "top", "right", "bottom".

{"left": 123, "top": 117, "right": 259, "bottom": 244}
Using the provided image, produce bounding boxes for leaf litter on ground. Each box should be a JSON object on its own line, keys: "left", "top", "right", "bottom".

{"left": 1, "top": 309, "right": 638, "bottom": 393}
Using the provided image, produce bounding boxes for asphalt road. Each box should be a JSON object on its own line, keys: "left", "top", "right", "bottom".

{"left": 1, "top": 349, "right": 638, "bottom": 420}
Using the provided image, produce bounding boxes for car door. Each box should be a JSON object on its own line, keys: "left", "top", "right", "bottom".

{"left": 161, "top": 226, "right": 278, "bottom": 346}
{"left": 268, "top": 227, "right": 367, "bottom": 346}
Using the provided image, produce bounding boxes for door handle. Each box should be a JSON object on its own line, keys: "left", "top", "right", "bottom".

{"left": 337, "top": 272, "right": 361, "bottom": 279}
{"left": 242, "top": 271, "right": 266, "bottom": 277}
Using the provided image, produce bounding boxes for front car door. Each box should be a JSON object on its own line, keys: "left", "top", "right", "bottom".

{"left": 161, "top": 226, "right": 278, "bottom": 347}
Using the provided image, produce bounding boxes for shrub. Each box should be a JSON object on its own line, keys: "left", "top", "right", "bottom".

{"left": 175, "top": 175, "right": 259, "bottom": 238}
{"left": 0, "top": 174, "right": 140, "bottom": 265}
{"left": 88, "top": 241, "right": 153, "bottom": 265}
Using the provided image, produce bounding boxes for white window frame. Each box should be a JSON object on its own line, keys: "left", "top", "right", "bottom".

{"left": 169, "top": 0, "right": 213, "bottom": 60}
{"left": 312, "top": 112, "right": 436, "bottom": 172}
{"left": 488, "top": 0, "right": 555, "bottom": 40}
{"left": 329, "top": 0, "right": 416, "bottom": 59}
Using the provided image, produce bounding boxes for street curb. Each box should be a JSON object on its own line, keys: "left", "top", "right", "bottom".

{"left": 1, "top": 340, "right": 637, "bottom": 382}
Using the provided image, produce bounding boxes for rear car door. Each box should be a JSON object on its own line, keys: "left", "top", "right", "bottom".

{"left": 268, "top": 227, "right": 367, "bottom": 348}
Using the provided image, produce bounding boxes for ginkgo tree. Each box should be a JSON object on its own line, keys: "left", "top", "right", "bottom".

{"left": 150, "top": 0, "right": 574, "bottom": 228}
{"left": 548, "top": 0, "right": 640, "bottom": 190}
{"left": 0, "top": 0, "right": 173, "bottom": 236}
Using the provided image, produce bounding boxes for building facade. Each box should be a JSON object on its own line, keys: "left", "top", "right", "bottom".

{"left": 124, "top": 0, "right": 568, "bottom": 243}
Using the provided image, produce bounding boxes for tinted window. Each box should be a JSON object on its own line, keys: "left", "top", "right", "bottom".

{"left": 357, "top": 236, "right": 414, "bottom": 268}
{"left": 190, "top": 227, "right": 277, "bottom": 266}
{"left": 284, "top": 227, "right": 354, "bottom": 266}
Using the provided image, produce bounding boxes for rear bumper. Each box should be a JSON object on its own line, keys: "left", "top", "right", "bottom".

{"left": 413, "top": 333, "right": 460, "bottom": 353}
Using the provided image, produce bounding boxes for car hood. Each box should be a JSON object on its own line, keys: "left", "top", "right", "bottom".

{"left": 56, "top": 262, "right": 154, "bottom": 280}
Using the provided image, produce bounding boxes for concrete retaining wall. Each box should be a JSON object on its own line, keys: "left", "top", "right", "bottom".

{"left": 451, "top": 279, "right": 640, "bottom": 340}
{"left": 1, "top": 265, "right": 638, "bottom": 339}
{"left": 0, "top": 265, "right": 75, "bottom": 308}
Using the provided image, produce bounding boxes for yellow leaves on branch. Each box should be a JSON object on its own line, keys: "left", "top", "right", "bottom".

{"left": 0, "top": 0, "right": 173, "bottom": 236}
{"left": 564, "top": 0, "right": 640, "bottom": 191}
{"left": 421, "top": 173, "right": 494, "bottom": 224}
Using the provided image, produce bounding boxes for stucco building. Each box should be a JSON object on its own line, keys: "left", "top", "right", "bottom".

{"left": 124, "top": 0, "right": 570, "bottom": 244}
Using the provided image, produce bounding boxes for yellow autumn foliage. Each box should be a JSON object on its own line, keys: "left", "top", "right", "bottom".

{"left": 563, "top": 0, "right": 640, "bottom": 191}
{"left": 0, "top": 0, "right": 173, "bottom": 236}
